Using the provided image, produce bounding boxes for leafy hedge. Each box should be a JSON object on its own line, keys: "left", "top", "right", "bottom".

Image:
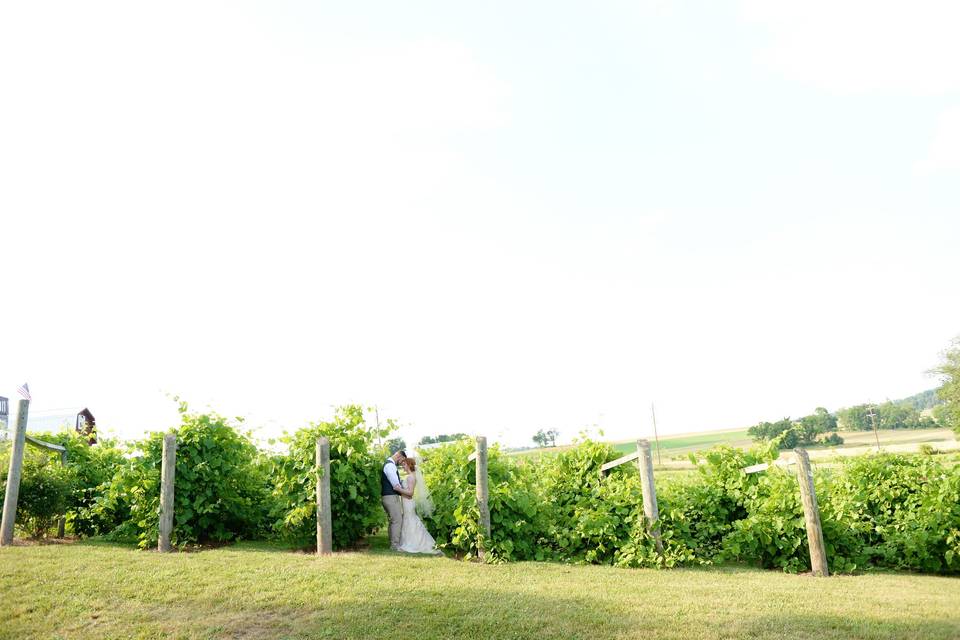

{"left": 5, "top": 404, "right": 957, "bottom": 575}
{"left": 1, "top": 433, "right": 125, "bottom": 539}
{"left": 29, "top": 431, "right": 126, "bottom": 537}
{"left": 0, "top": 448, "right": 74, "bottom": 538}
{"left": 268, "top": 405, "right": 386, "bottom": 550}
{"left": 96, "top": 403, "right": 271, "bottom": 548}
{"left": 422, "top": 439, "right": 711, "bottom": 566}
{"left": 421, "top": 440, "right": 960, "bottom": 573}
{"left": 423, "top": 440, "right": 546, "bottom": 561}
{"left": 1, "top": 404, "right": 391, "bottom": 550}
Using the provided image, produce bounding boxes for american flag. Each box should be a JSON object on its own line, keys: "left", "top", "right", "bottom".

{"left": 16, "top": 382, "right": 31, "bottom": 401}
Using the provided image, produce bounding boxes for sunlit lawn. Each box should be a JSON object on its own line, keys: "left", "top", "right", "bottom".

{"left": 512, "top": 429, "right": 752, "bottom": 462}
{"left": 610, "top": 429, "right": 753, "bottom": 456}
{"left": 1, "top": 536, "right": 958, "bottom": 639}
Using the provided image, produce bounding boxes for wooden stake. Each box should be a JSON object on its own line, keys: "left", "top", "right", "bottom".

{"left": 57, "top": 449, "right": 68, "bottom": 538}
{"left": 475, "top": 436, "right": 491, "bottom": 560}
{"left": 794, "top": 448, "right": 829, "bottom": 577}
{"left": 867, "top": 406, "right": 881, "bottom": 451}
{"left": 636, "top": 439, "right": 663, "bottom": 554}
{"left": 158, "top": 434, "right": 177, "bottom": 553}
{"left": 0, "top": 399, "right": 30, "bottom": 546}
{"left": 316, "top": 437, "right": 333, "bottom": 556}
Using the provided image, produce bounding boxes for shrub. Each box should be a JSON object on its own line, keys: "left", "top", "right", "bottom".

{"left": 820, "top": 432, "right": 844, "bottom": 446}
{"left": 656, "top": 477, "right": 730, "bottom": 563}
{"left": 539, "top": 439, "right": 622, "bottom": 562}
{"left": 98, "top": 403, "right": 270, "bottom": 548}
{"left": 534, "top": 439, "right": 696, "bottom": 567}
{"left": 0, "top": 451, "right": 75, "bottom": 538}
{"left": 831, "top": 454, "right": 960, "bottom": 572}
{"left": 422, "top": 440, "right": 547, "bottom": 561}
{"left": 268, "top": 405, "right": 386, "bottom": 550}
{"left": 721, "top": 469, "right": 851, "bottom": 573}
{"left": 25, "top": 430, "right": 126, "bottom": 537}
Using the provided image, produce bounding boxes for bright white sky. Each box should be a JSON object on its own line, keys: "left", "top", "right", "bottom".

{"left": 2, "top": 1, "right": 958, "bottom": 448}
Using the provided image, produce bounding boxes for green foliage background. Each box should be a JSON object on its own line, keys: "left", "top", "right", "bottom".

{"left": 421, "top": 439, "right": 960, "bottom": 574}
{"left": 268, "top": 405, "right": 386, "bottom": 550}
{"left": 96, "top": 403, "right": 271, "bottom": 548}
{"left": 32, "top": 431, "right": 126, "bottom": 537}
{"left": 0, "top": 447, "right": 74, "bottom": 538}
{"left": 3, "top": 402, "right": 958, "bottom": 576}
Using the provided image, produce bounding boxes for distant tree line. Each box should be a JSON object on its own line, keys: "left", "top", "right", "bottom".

{"left": 418, "top": 433, "right": 469, "bottom": 446}
{"left": 748, "top": 407, "right": 844, "bottom": 449}
{"left": 898, "top": 388, "right": 943, "bottom": 411}
{"left": 748, "top": 386, "right": 950, "bottom": 449}
{"left": 836, "top": 401, "right": 937, "bottom": 431}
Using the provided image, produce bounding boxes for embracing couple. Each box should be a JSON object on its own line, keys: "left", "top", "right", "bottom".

{"left": 380, "top": 449, "right": 441, "bottom": 555}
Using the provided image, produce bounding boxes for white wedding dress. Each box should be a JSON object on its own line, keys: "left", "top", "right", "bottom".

{"left": 398, "top": 474, "right": 440, "bottom": 555}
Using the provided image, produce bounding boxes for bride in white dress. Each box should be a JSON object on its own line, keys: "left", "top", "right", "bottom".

{"left": 397, "top": 456, "right": 441, "bottom": 555}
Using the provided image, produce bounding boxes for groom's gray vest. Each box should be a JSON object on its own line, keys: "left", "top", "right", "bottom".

{"left": 381, "top": 460, "right": 400, "bottom": 496}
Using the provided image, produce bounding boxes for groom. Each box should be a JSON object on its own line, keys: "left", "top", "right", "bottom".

{"left": 381, "top": 449, "right": 407, "bottom": 550}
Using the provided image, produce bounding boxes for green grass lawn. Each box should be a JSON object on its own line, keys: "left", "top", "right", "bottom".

{"left": 2, "top": 537, "right": 958, "bottom": 640}
{"left": 610, "top": 429, "right": 754, "bottom": 457}
{"left": 511, "top": 429, "right": 753, "bottom": 462}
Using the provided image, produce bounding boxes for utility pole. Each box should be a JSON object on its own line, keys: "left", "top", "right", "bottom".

{"left": 375, "top": 405, "right": 382, "bottom": 447}
{"left": 651, "top": 403, "right": 662, "bottom": 467}
{"left": 867, "top": 405, "right": 880, "bottom": 451}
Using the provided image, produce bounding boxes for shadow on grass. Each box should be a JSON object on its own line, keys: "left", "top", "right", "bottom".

{"left": 87, "top": 576, "right": 960, "bottom": 640}
{"left": 734, "top": 613, "right": 960, "bottom": 640}
{"left": 60, "top": 533, "right": 393, "bottom": 555}
{"left": 219, "top": 532, "right": 396, "bottom": 555}
{"left": 65, "top": 537, "right": 302, "bottom": 554}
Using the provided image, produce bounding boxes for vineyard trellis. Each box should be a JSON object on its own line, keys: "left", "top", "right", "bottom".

{"left": 601, "top": 439, "right": 663, "bottom": 554}
{"left": 315, "top": 437, "right": 332, "bottom": 556}
{"left": 158, "top": 434, "right": 177, "bottom": 552}
{"left": 4, "top": 404, "right": 958, "bottom": 576}
{"left": 741, "top": 449, "right": 828, "bottom": 576}
{"left": 110, "top": 432, "right": 828, "bottom": 574}
{"left": 0, "top": 397, "right": 30, "bottom": 545}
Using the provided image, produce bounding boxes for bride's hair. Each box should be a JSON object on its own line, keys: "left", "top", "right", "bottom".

{"left": 404, "top": 458, "right": 417, "bottom": 472}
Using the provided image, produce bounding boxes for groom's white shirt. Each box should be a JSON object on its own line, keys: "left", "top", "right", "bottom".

{"left": 383, "top": 459, "right": 401, "bottom": 491}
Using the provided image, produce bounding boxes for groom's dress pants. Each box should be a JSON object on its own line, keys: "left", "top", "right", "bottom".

{"left": 381, "top": 495, "right": 403, "bottom": 549}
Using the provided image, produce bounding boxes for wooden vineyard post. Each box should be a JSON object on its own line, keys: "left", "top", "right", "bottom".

{"left": 315, "top": 437, "right": 333, "bottom": 556}
{"left": 794, "top": 448, "right": 829, "bottom": 577}
{"left": 158, "top": 433, "right": 177, "bottom": 553}
{"left": 476, "top": 436, "right": 491, "bottom": 560}
{"left": 636, "top": 439, "right": 663, "bottom": 555}
{"left": 57, "top": 448, "right": 68, "bottom": 538}
{"left": 0, "top": 398, "right": 30, "bottom": 546}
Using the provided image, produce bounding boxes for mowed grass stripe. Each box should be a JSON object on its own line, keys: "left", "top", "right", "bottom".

{"left": 610, "top": 429, "right": 753, "bottom": 455}
{"left": 516, "top": 428, "right": 957, "bottom": 462}
{"left": 1, "top": 540, "right": 958, "bottom": 640}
